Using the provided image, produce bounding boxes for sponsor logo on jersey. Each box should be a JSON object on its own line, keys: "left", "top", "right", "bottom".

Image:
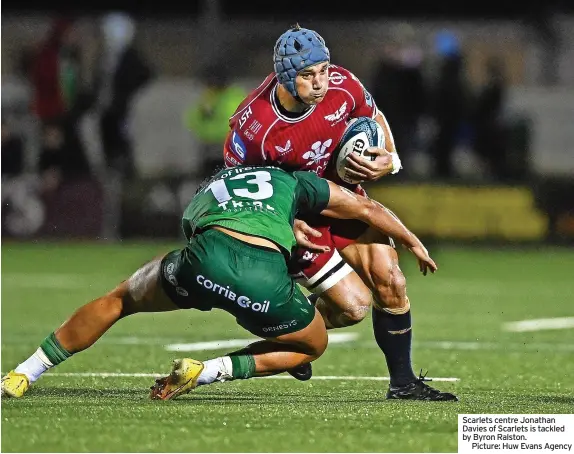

{"left": 230, "top": 130, "right": 247, "bottom": 160}
{"left": 196, "top": 274, "right": 270, "bottom": 313}
{"left": 164, "top": 262, "right": 178, "bottom": 286}
{"left": 249, "top": 120, "right": 262, "bottom": 134}
{"left": 238, "top": 106, "right": 252, "bottom": 128}
{"left": 324, "top": 101, "right": 347, "bottom": 126}
{"left": 324, "top": 101, "right": 348, "bottom": 125}
{"left": 303, "top": 139, "right": 333, "bottom": 166}
{"left": 262, "top": 320, "right": 298, "bottom": 333}
{"left": 225, "top": 152, "right": 241, "bottom": 167}
{"left": 217, "top": 199, "right": 275, "bottom": 212}
{"left": 274, "top": 139, "right": 293, "bottom": 155}
{"left": 302, "top": 250, "right": 320, "bottom": 262}
{"left": 329, "top": 71, "right": 347, "bottom": 85}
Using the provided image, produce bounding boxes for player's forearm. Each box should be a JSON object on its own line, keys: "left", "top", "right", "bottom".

{"left": 375, "top": 112, "right": 402, "bottom": 174}
{"left": 375, "top": 112, "right": 396, "bottom": 154}
{"left": 360, "top": 199, "right": 422, "bottom": 249}
{"left": 322, "top": 182, "right": 421, "bottom": 248}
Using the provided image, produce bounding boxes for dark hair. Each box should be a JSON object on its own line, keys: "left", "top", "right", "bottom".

{"left": 194, "top": 164, "right": 227, "bottom": 195}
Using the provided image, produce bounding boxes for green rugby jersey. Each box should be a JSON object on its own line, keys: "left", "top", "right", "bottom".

{"left": 182, "top": 166, "right": 330, "bottom": 255}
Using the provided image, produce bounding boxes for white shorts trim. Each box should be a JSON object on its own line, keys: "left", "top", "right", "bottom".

{"left": 295, "top": 249, "right": 354, "bottom": 295}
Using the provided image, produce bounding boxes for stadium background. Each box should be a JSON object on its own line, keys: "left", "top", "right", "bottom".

{"left": 2, "top": 2, "right": 574, "bottom": 453}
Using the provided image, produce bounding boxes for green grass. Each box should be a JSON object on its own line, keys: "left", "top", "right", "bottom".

{"left": 2, "top": 242, "right": 574, "bottom": 452}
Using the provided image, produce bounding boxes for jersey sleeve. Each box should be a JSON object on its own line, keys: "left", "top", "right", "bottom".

{"left": 223, "top": 128, "right": 264, "bottom": 167}
{"left": 293, "top": 171, "right": 331, "bottom": 214}
{"left": 224, "top": 74, "right": 276, "bottom": 168}
{"left": 336, "top": 66, "right": 378, "bottom": 120}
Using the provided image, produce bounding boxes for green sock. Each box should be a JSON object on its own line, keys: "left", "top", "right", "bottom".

{"left": 39, "top": 332, "right": 72, "bottom": 366}
{"left": 229, "top": 354, "right": 256, "bottom": 379}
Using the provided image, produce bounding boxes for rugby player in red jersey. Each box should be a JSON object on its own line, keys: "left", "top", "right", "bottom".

{"left": 223, "top": 24, "right": 457, "bottom": 400}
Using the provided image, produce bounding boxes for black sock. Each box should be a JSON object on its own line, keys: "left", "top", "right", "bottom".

{"left": 372, "top": 306, "right": 417, "bottom": 387}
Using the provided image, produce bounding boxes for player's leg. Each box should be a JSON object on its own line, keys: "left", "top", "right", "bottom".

{"left": 287, "top": 225, "right": 374, "bottom": 381}
{"left": 150, "top": 231, "right": 329, "bottom": 399}
{"left": 291, "top": 225, "right": 374, "bottom": 329}
{"left": 150, "top": 306, "right": 328, "bottom": 400}
{"left": 224, "top": 305, "right": 328, "bottom": 377}
{"left": 55, "top": 256, "right": 180, "bottom": 352}
{"left": 340, "top": 227, "right": 457, "bottom": 401}
{"left": 1, "top": 254, "right": 180, "bottom": 398}
{"left": 151, "top": 302, "right": 329, "bottom": 400}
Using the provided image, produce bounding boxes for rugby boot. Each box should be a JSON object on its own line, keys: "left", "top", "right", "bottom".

{"left": 386, "top": 370, "right": 458, "bottom": 401}
{"left": 287, "top": 362, "right": 312, "bottom": 381}
{"left": 1, "top": 371, "right": 30, "bottom": 398}
{"left": 150, "top": 358, "right": 204, "bottom": 400}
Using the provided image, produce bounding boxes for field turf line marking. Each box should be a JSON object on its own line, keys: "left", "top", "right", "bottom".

{"left": 14, "top": 372, "right": 459, "bottom": 382}
{"left": 503, "top": 317, "right": 574, "bottom": 332}
{"left": 164, "top": 332, "right": 357, "bottom": 352}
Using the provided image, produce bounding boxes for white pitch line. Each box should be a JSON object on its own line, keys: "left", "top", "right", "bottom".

{"left": 260, "top": 375, "right": 460, "bottom": 382}
{"left": 503, "top": 317, "right": 574, "bottom": 332}
{"left": 21, "top": 372, "right": 459, "bottom": 382}
{"left": 164, "top": 332, "right": 358, "bottom": 352}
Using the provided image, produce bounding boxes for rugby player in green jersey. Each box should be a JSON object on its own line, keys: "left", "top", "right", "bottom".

{"left": 2, "top": 166, "right": 436, "bottom": 400}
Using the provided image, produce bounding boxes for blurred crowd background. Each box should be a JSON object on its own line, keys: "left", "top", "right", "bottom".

{"left": 2, "top": 1, "right": 574, "bottom": 243}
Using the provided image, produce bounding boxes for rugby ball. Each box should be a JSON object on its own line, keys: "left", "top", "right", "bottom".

{"left": 334, "top": 117, "right": 385, "bottom": 184}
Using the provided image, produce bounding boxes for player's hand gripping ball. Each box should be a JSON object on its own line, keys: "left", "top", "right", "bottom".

{"left": 334, "top": 117, "right": 385, "bottom": 184}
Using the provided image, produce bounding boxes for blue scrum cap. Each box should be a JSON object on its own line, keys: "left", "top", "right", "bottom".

{"left": 273, "top": 24, "right": 330, "bottom": 98}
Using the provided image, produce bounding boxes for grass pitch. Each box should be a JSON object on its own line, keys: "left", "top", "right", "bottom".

{"left": 2, "top": 242, "right": 573, "bottom": 452}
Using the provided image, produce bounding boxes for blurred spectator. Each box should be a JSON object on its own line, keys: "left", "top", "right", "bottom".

{"left": 184, "top": 64, "right": 247, "bottom": 179}
{"left": 523, "top": 6, "right": 561, "bottom": 86}
{"left": 427, "top": 30, "right": 472, "bottom": 180}
{"left": 94, "top": 12, "right": 154, "bottom": 179}
{"left": 28, "top": 16, "right": 92, "bottom": 190}
{"left": 1, "top": 117, "right": 25, "bottom": 178}
{"left": 37, "top": 119, "right": 94, "bottom": 192}
{"left": 371, "top": 24, "right": 426, "bottom": 175}
{"left": 472, "top": 56, "right": 508, "bottom": 181}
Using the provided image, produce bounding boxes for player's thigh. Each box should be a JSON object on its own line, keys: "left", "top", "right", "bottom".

{"left": 162, "top": 229, "right": 318, "bottom": 338}
{"left": 270, "top": 307, "right": 328, "bottom": 357}
{"left": 339, "top": 226, "right": 399, "bottom": 292}
{"left": 290, "top": 225, "right": 373, "bottom": 313}
{"left": 120, "top": 254, "right": 181, "bottom": 315}
{"left": 320, "top": 271, "right": 373, "bottom": 318}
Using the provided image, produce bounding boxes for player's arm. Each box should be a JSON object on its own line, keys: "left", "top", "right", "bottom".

{"left": 321, "top": 181, "right": 436, "bottom": 275}
{"left": 341, "top": 67, "right": 402, "bottom": 180}
{"left": 223, "top": 128, "right": 265, "bottom": 168}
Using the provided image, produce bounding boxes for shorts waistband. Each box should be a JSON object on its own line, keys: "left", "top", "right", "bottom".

{"left": 193, "top": 228, "right": 286, "bottom": 263}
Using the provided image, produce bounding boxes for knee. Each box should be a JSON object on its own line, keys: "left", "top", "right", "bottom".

{"left": 373, "top": 265, "right": 408, "bottom": 311}
{"left": 343, "top": 291, "right": 372, "bottom": 325}
{"left": 106, "top": 281, "right": 134, "bottom": 318}
{"left": 309, "top": 332, "right": 328, "bottom": 360}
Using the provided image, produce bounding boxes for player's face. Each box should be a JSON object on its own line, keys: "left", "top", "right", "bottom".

{"left": 295, "top": 62, "right": 329, "bottom": 105}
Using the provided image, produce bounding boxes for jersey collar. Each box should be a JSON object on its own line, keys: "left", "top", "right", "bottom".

{"left": 270, "top": 84, "right": 316, "bottom": 123}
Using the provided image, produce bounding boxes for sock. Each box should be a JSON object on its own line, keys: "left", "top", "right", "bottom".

{"left": 15, "top": 333, "right": 72, "bottom": 383}
{"left": 14, "top": 348, "right": 52, "bottom": 383}
{"left": 14, "top": 332, "right": 72, "bottom": 384}
{"left": 372, "top": 306, "right": 417, "bottom": 387}
{"left": 39, "top": 332, "right": 73, "bottom": 365}
{"left": 197, "top": 356, "right": 233, "bottom": 386}
{"left": 229, "top": 353, "right": 256, "bottom": 379}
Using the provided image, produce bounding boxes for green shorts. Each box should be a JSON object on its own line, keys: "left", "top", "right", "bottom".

{"left": 159, "top": 229, "right": 315, "bottom": 337}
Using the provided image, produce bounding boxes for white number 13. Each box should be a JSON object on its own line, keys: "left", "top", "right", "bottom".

{"left": 205, "top": 171, "right": 274, "bottom": 203}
